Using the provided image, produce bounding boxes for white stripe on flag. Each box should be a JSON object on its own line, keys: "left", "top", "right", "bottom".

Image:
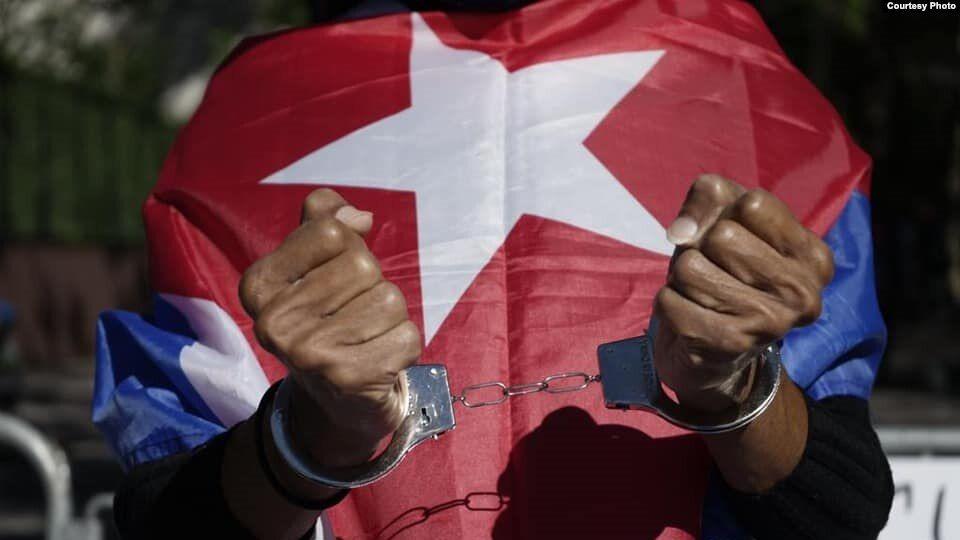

{"left": 161, "top": 294, "right": 270, "bottom": 427}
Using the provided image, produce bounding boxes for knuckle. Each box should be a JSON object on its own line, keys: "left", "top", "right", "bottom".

{"left": 375, "top": 281, "right": 408, "bottom": 314}
{"left": 310, "top": 217, "right": 348, "bottom": 252}
{"left": 254, "top": 307, "right": 285, "bottom": 353}
{"left": 703, "top": 219, "right": 740, "bottom": 250}
{"left": 653, "top": 288, "right": 685, "bottom": 328}
{"left": 693, "top": 174, "right": 731, "bottom": 198}
{"left": 670, "top": 249, "right": 705, "bottom": 287}
{"left": 736, "top": 189, "right": 773, "bottom": 219}
{"left": 777, "top": 276, "right": 807, "bottom": 306}
{"left": 238, "top": 267, "right": 261, "bottom": 313}
{"left": 348, "top": 250, "right": 383, "bottom": 286}
{"left": 303, "top": 188, "right": 345, "bottom": 217}
{"left": 396, "top": 321, "right": 423, "bottom": 356}
{"left": 796, "top": 287, "right": 823, "bottom": 324}
{"left": 750, "top": 305, "right": 791, "bottom": 342}
{"left": 778, "top": 274, "right": 822, "bottom": 325}
{"left": 809, "top": 239, "right": 836, "bottom": 284}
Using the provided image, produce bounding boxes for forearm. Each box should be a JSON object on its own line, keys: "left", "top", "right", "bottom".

{"left": 702, "top": 370, "right": 808, "bottom": 493}
{"left": 704, "top": 381, "right": 894, "bottom": 539}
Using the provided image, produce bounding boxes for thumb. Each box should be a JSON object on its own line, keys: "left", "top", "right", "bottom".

{"left": 334, "top": 205, "right": 374, "bottom": 236}
{"left": 301, "top": 188, "right": 374, "bottom": 236}
{"left": 666, "top": 174, "right": 744, "bottom": 246}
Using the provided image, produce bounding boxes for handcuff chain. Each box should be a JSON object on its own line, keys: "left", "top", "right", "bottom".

{"left": 453, "top": 371, "right": 602, "bottom": 408}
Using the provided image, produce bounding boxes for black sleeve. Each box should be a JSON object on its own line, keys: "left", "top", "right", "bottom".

{"left": 113, "top": 429, "right": 260, "bottom": 539}
{"left": 112, "top": 381, "right": 353, "bottom": 539}
{"left": 722, "top": 394, "right": 894, "bottom": 540}
{"left": 112, "top": 424, "right": 349, "bottom": 539}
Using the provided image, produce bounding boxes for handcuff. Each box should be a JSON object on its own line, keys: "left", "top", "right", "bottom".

{"left": 268, "top": 334, "right": 782, "bottom": 489}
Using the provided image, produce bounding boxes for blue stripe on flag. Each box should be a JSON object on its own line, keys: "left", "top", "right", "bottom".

{"left": 92, "top": 295, "right": 225, "bottom": 470}
{"left": 781, "top": 191, "right": 886, "bottom": 400}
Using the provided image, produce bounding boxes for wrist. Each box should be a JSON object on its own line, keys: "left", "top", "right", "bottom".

{"left": 702, "top": 372, "right": 808, "bottom": 492}
{"left": 288, "top": 379, "right": 382, "bottom": 467}
{"left": 672, "top": 352, "right": 760, "bottom": 414}
{"left": 242, "top": 382, "right": 346, "bottom": 516}
{"left": 266, "top": 365, "right": 455, "bottom": 490}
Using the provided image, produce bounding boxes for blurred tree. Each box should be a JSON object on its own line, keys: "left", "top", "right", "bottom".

{"left": 0, "top": 0, "right": 314, "bottom": 244}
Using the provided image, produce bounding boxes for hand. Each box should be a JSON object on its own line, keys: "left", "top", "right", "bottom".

{"left": 239, "top": 189, "right": 422, "bottom": 466}
{"left": 653, "top": 175, "right": 834, "bottom": 413}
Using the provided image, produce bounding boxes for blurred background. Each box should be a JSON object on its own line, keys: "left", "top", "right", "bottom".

{"left": 0, "top": 1, "right": 957, "bottom": 538}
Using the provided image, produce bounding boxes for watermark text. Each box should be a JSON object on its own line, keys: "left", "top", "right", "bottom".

{"left": 887, "top": 2, "right": 957, "bottom": 10}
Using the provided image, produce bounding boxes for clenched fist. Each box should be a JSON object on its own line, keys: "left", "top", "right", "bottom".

{"left": 240, "top": 189, "right": 421, "bottom": 466}
{"left": 654, "top": 175, "right": 834, "bottom": 413}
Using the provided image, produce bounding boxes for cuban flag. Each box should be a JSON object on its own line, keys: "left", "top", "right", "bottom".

{"left": 93, "top": 1, "right": 885, "bottom": 538}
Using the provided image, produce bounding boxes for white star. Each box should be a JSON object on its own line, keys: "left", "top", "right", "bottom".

{"left": 263, "top": 13, "right": 671, "bottom": 343}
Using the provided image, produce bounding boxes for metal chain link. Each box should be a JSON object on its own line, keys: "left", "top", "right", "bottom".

{"left": 453, "top": 371, "right": 602, "bottom": 408}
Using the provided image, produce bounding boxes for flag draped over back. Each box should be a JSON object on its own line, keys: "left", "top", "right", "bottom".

{"left": 93, "top": 1, "right": 885, "bottom": 538}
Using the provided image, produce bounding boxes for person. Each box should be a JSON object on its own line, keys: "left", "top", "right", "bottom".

{"left": 95, "top": 1, "right": 894, "bottom": 538}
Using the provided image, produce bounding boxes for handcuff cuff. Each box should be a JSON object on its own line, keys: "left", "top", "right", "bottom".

{"left": 268, "top": 334, "right": 782, "bottom": 490}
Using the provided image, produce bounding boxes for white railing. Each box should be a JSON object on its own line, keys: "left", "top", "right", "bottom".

{"left": 879, "top": 426, "right": 960, "bottom": 455}
{"left": 0, "top": 413, "right": 110, "bottom": 540}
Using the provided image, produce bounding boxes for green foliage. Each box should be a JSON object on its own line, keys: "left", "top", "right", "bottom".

{"left": 256, "top": 0, "right": 312, "bottom": 28}
{"left": 0, "top": 0, "right": 311, "bottom": 245}
{"left": 3, "top": 72, "right": 175, "bottom": 244}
